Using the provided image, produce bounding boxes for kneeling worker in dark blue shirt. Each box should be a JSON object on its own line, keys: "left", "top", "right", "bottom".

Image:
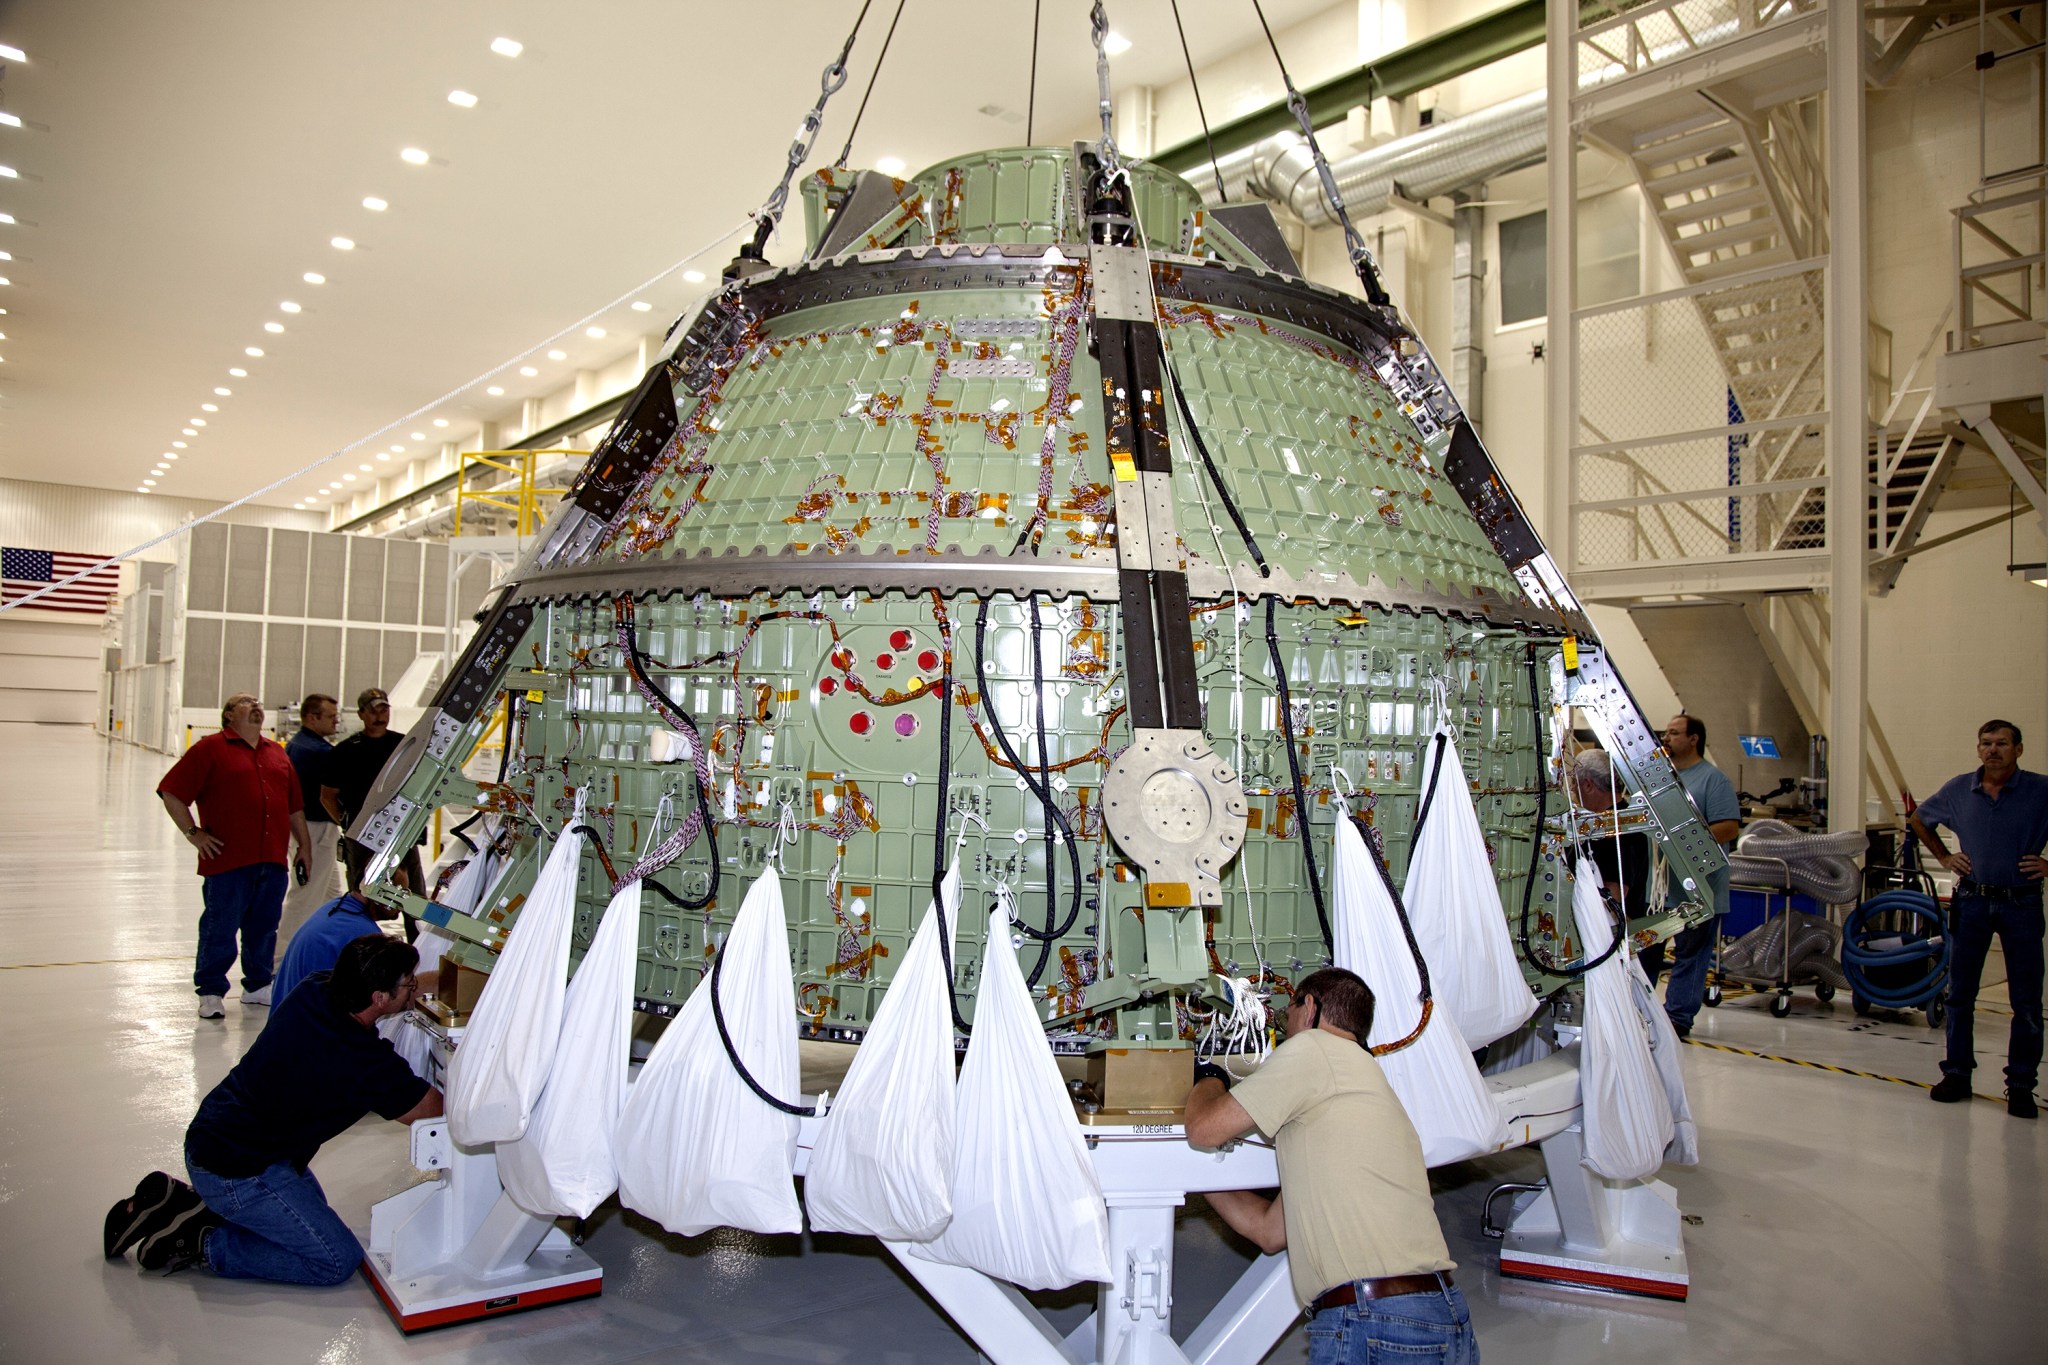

{"left": 104, "top": 936, "right": 442, "bottom": 1280}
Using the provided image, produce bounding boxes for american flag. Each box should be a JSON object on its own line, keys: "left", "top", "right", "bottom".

{"left": 1, "top": 547, "right": 122, "bottom": 615}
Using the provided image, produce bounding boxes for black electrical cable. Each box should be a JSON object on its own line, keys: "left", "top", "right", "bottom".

{"left": 974, "top": 599, "right": 1083, "bottom": 949}
{"left": 619, "top": 612, "right": 720, "bottom": 910}
{"left": 1265, "top": 597, "right": 1332, "bottom": 952}
{"left": 1166, "top": 361, "right": 1269, "bottom": 578}
{"left": 831, "top": 0, "right": 908, "bottom": 169}
{"left": 447, "top": 690, "right": 525, "bottom": 854}
{"left": 1513, "top": 648, "right": 1621, "bottom": 978}
{"left": 1025, "top": 594, "right": 1059, "bottom": 984}
{"left": 1168, "top": 0, "right": 1227, "bottom": 202}
{"left": 708, "top": 934, "right": 816, "bottom": 1116}
{"left": 933, "top": 606, "right": 972, "bottom": 1035}
{"left": 1351, "top": 812, "right": 1439, "bottom": 1056}
{"left": 1411, "top": 732, "right": 1449, "bottom": 848}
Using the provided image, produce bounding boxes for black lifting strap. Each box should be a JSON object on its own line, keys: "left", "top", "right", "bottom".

{"left": 707, "top": 934, "right": 815, "bottom": 1117}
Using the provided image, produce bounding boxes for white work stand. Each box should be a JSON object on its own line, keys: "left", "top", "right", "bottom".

{"left": 358, "top": 1018, "right": 1688, "bottom": 1349}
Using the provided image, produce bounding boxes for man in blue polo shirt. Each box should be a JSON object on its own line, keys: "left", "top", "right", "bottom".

{"left": 274, "top": 870, "right": 388, "bottom": 1003}
{"left": 1911, "top": 719, "right": 2048, "bottom": 1119}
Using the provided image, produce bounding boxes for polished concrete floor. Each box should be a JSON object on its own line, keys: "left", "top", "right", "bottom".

{"left": 1, "top": 722, "right": 2042, "bottom": 1363}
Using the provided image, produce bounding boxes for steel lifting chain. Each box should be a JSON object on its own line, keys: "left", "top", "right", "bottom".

{"left": 746, "top": 0, "right": 874, "bottom": 253}
{"left": 1089, "top": 1, "right": 1125, "bottom": 178}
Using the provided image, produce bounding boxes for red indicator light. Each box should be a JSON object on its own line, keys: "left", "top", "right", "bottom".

{"left": 890, "top": 629, "right": 914, "bottom": 651}
{"left": 917, "top": 649, "right": 940, "bottom": 672}
{"left": 848, "top": 712, "right": 872, "bottom": 735}
{"left": 875, "top": 652, "right": 896, "bottom": 671}
{"left": 818, "top": 677, "right": 838, "bottom": 696}
{"left": 830, "top": 647, "right": 853, "bottom": 670}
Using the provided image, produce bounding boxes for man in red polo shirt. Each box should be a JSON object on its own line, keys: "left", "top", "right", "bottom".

{"left": 158, "top": 693, "right": 313, "bottom": 1020}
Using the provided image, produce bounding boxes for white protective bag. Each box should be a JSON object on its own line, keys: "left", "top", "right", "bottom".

{"left": 908, "top": 906, "right": 1111, "bottom": 1290}
{"left": 444, "top": 800, "right": 586, "bottom": 1146}
{"left": 1330, "top": 809, "right": 1508, "bottom": 1166}
{"left": 1572, "top": 857, "right": 1676, "bottom": 1180}
{"left": 1403, "top": 728, "right": 1539, "bottom": 1047}
{"left": 377, "top": 1011, "right": 436, "bottom": 1083}
{"left": 614, "top": 868, "right": 803, "bottom": 1236}
{"left": 437, "top": 820, "right": 507, "bottom": 915}
{"left": 497, "top": 878, "right": 643, "bottom": 1217}
{"left": 1626, "top": 947, "right": 1699, "bottom": 1167}
{"left": 804, "top": 862, "right": 961, "bottom": 1241}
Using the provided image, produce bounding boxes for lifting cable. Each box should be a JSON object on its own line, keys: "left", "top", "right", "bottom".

{"left": 741, "top": 0, "right": 876, "bottom": 261}
{"left": 933, "top": 597, "right": 974, "bottom": 1034}
{"left": 1026, "top": 0, "right": 1043, "bottom": 145}
{"left": 1353, "top": 813, "right": 1435, "bottom": 1057}
{"left": 830, "top": 0, "right": 908, "bottom": 170}
{"left": 1410, "top": 731, "right": 1450, "bottom": 848}
{"left": 1168, "top": 0, "right": 1227, "bottom": 202}
{"left": 1247, "top": 0, "right": 1390, "bottom": 307}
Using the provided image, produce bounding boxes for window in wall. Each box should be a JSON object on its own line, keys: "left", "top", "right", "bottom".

{"left": 1495, "top": 191, "right": 1644, "bottom": 328}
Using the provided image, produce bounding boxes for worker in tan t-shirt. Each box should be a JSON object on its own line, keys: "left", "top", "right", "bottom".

{"left": 1186, "top": 966, "right": 1478, "bottom": 1364}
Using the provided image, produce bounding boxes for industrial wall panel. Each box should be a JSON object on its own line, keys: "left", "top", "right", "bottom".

{"left": 307, "top": 535, "right": 346, "bottom": 618}
{"left": 264, "top": 623, "right": 305, "bottom": 708}
{"left": 182, "top": 616, "right": 223, "bottom": 710}
{"left": 384, "top": 540, "right": 422, "bottom": 625}
{"left": 186, "top": 522, "right": 229, "bottom": 613}
{"left": 226, "top": 525, "right": 270, "bottom": 615}
{"left": 343, "top": 627, "right": 382, "bottom": 702}
{"left": 383, "top": 629, "right": 418, "bottom": 686}
{"left": 0, "top": 478, "right": 320, "bottom": 568}
{"left": 420, "top": 544, "right": 450, "bottom": 627}
{"left": 269, "top": 530, "right": 309, "bottom": 617}
{"left": 221, "top": 619, "right": 265, "bottom": 699}
{"left": 304, "top": 624, "right": 343, "bottom": 699}
{"left": 346, "top": 538, "right": 386, "bottom": 622}
{"left": 145, "top": 592, "right": 166, "bottom": 665}
{"left": 455, "top": 557, "right": 494, "bottom": 622}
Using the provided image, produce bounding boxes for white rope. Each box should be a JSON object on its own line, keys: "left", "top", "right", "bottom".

{"left": 0, "top": 219, "right": 752, "bottom": 614}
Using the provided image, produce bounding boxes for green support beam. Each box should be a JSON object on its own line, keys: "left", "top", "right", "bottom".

{"left": 1152, "top": 0, "right": 1548, "bottom": 175}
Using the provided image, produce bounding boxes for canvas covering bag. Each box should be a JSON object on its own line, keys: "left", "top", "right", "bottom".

{"left": 907, "top": 906, "right": 1111, "bottom": 1290}
{"left": 1572, "top": 857, "right": 1676, "bottom": 1180}
{"left": 1403, "top": 728, "right": 1539, "bottom": 1047}
{"left": 804, "top": 862, "right": 961, "bottom": 1242}
{"left": 614, "top": 868, "right": 804, "bottom": 1237}
{"left": 1330, "top": 810, "right": 1508, "bottom": 1166}
{"left": 444, "top": 800, "right": 587, "bottom": 1146}
{"left": 497, "top": 878, "right": 643, "bottom": 1218}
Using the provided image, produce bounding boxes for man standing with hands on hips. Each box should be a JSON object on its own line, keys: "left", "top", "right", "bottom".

{"left": 1911, "top": 719, "right": 2048, "bottom": 1119}
{"left": 157, "top": 693, "right": 311, "bottom": 1020}
{"left": 1184, "top": 967, "right": 1477, "bottom": 1363}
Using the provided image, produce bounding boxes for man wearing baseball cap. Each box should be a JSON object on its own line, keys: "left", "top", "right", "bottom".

{"left": 319, "top": 688, "right": 424, "bottom": 907}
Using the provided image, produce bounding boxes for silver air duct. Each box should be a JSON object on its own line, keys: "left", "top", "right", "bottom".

{"left": 1206, "top": 88, "right": 1547, "bottom": 223}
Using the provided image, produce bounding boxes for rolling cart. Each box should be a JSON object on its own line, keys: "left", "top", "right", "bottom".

{"left": 1705, "top": 855, "right": 1848, "bottom": 1018}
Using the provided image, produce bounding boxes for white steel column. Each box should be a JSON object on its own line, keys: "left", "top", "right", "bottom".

{"left": 1543, "top": 0, "right": 1577, "bottom": 553}
{"left": 1823, "top": 0, "right": 1868, "bottom": 833}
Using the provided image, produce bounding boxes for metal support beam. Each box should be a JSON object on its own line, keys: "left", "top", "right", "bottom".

{"left": 1955, "top": 404, "right": 2048, "bottom": 543}
{"left": 1545, "top": 0, "right": 1577, "bottom": 556}
{"left": 1451, "top": 197, "right": 1486, "bottom": 432}
{"left": 1824, "top": 0, "right": 1870, "bottom": 835}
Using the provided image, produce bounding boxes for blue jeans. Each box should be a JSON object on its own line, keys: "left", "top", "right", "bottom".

{"left": 1662, "top": 917, "right": 1721, "bottom": 1031}
{"left": 195, "top": 863, "right": 286, "bottom": 997}
{"left": 186, "top": 1157, "right": 363, "bottom": 1286}
{"left": 1940, "top": 892, "right": 2044, "bottom": 1093}
{"left": 1306, "top": 1282, "right": 1478, "bottom": 1364}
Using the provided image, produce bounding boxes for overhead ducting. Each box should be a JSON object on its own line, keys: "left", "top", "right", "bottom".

{"left": 1205, "top": 89, "right": 1547, "bottom": 225}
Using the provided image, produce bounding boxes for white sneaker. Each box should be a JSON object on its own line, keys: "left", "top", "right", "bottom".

{"left": 242, "top": 984, "right": 273, "bottom": 1007}
{"left": 197, "top": 996, "right": 225, "bottom": 1020}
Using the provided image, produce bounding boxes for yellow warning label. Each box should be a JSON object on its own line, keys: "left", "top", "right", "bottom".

{"left": 1111, "top": 452, "right": 1138, "bottom": 482}
{"left": 1561, "top": 636, "right": 1580, "bottom": 672}
{"left": 1145, "top": 882, "right": 1193, "bottom": 907}
{"left": 525, "top": 689, "right": 546, "bottom": 703}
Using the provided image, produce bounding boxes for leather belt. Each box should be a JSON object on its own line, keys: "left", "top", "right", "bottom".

{"left": 1957, "top": 881, "right": 2043, "bottom": 904}
{"left": 1309, "top": 1271, "right": 1453, "bottom": 1317}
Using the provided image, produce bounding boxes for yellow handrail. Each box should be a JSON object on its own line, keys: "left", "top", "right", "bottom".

{"left": 453, "top": 449, "right": 577, "bottom": 535}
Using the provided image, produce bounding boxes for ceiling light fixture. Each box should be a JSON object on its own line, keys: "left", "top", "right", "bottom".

{"left": 302, "top": 272, "right": 325, "bottom": 285}
{"left": 136, "top": 487, "right": 150, "bottom": 494}
{"left": 376, "top": 452, "right": 391, "bottom": 461}
{"left": 0, "top": 251, "right": 11, "bottom": 261}
{"left": 245, "top": 346, "right": 264, "bottom": 356}
{"left": 142, "top": 479, "right": 156, "bottom": 488}
{"left": 362, "top": 196, "right": 388, "bottom": 212}
{"left": 172, "top": 441, "right": 187, "bottom": 449}
{"left": 181, "top": 428, "right": 197, "bottom": 436}
{"left": 486, "top": 385, "right": 504, "bottom": 396}
{"left": 264, "top": 321, "right": 284, "bottom": 333}
{"left": 358, "top": 462, "right": 373, "bottom": 471}
{"left": 432, "top": 418, "right": 449, "bottom": 428}
{"left": 519, "top": 365, "right": 538, "bottom": 376}
{"left": 0, "top": 213, "right": 13, "bottom": 223}
{"left": 0, "top": 45, "right": 25, "bottom": 62}
{"left": 399, "top": 147, "right": 429, "bottom": 165}
{"left": 448, "top": 90, "right": 478, "bottom": 108}
{"left": 546, "top": 349, "right": 566, "bottom": 360}
{"left": 490, "top": 36, "right": 523, "bottom": 57}
{"left": 163, "top": 452, "right": 178, "bottom": 460}
{"left": 409, "top": 431, "right": 425, "bottom": 441}
{"left": 342, "top": 473, "right": 357, "bottom": 483}
{"left": 201, "top": 403, "right": 218, "bottom": 412}
{"left": 390, "top": 444, "right": 405, "bottom": 453}
{"left": 585, "top": 326, "right": 606, "bottom": 338}
{"left": 683, "top": 269, "right": 705, "bottom": 284}
{"left": 631, "top": 300, "right": 652, "bottom": 312}
{"left": 330, "top": 237, "right": 355, "bottom": 251}
{"left": 279, "top": 301, "right": 301, "bottom": 314}
{"left": 875, "top": 156, "right": 907, "bottom": 177}
{"left": 0, "top": 168, "right": 17, "bottom": 180}
{"left": 189, "top": 418, "right": 205, "bottom": 427}
{"left": 229, "top": 367, "right": 247, "bottom": 377}
{"left": 1103, "top": 31, "right": 1132, "bottom": 56}
{"left": 214, "top": 387, "right": 232, "bottom": 396}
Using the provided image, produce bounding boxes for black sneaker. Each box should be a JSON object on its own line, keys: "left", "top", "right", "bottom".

{"left": 137, "top": 1199, "right": 219, "bottom": 1274}
{"left": 1928, "top": 1075, "right": 1973, "bottom": 1103}
{"left": 104, "top": 1172, "right": 190, "bottom": 1260}
{"left": 2009, "top": 1090, "right": 2038, "bottom": 1120}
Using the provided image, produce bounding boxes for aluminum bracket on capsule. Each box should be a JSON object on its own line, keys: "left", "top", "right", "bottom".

{"left": 1101, "top": 728, "right": 1249, "bottom": 908}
